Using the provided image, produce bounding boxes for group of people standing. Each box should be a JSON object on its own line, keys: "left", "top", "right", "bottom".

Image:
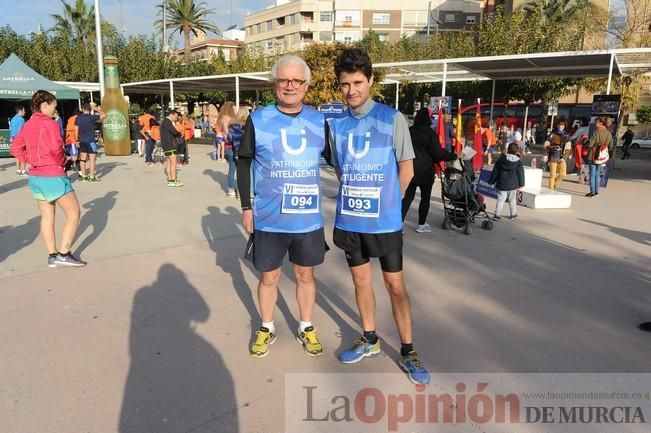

{"left": 236, "top": 49, "right": 430, "bottom": 385}
{"left": 212, "top": 101, "right": 250, "bottom": 198}
{"left": 11, "top": 46, "right": 641, "bottom": 385}
{"left": 135, "top": 110, "right": 191, "bottom": 171}
{"left": 544, "top": 117, "right": 619, "bottom": 198}
{"left": 12, "top": 102, "right": 106, "bottom": 182}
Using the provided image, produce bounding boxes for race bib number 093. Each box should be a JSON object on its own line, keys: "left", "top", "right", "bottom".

{"left": 340, "top": 185, "right": 380, "bottom": 218}
{"left": 281, "top": 183, "right": 319, "bottom": 214}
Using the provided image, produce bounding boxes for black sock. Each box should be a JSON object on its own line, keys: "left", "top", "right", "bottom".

{"left": 400, "top": 343, "right": 414, "bottom": 356}
{"left": 363, "top": 331, "right": 378, "bottom": 344}
{"left": 48, "top": 253, "right": 57, "bottom": 258}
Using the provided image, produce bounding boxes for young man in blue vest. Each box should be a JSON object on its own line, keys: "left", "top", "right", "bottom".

{"left": 328, "top": 48, "right": 430, "bottom": 385}
{"left": 10, "top": 105, "right": 27, "bottom": 175}
{"left": 237, "top": 55, "right": 327, "bottom": 358}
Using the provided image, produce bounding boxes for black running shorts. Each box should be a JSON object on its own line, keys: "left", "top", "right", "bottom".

{"left": 78, "top": 141, "right": 97, "bottom": 154}
{"left": 250, "top": 228, "right": 326, "bottom": 272}
{"left": 163, "top": 149, "right": 178, "bottom": 157}
{"left": 333, "top": 227, "right": 403, "bottom": 272}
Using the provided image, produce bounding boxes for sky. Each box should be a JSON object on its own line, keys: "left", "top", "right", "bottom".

{"left": 2, "top": 0, "right": 275, "bottom": 44}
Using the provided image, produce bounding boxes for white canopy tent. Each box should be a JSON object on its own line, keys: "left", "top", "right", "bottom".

{"left": 121, "top": 72, "right": 272, "bottom": 109}
{"left": 376, "top": 48, "right": 651, "bottom": 109}
{"left": 118, "top": 49, "right": 651, "bottom": 113}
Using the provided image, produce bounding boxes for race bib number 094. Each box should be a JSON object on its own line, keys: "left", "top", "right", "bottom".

{"left": 341, "top": 185, "right": 380, "bottom": 218}
{"left": 281, "top": 183, "right": 319, "bottom": 214}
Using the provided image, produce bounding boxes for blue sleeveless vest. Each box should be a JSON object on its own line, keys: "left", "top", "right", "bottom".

{"left": 251, "top": 105, "right": 325, "bottom": 233}
{"left": 329, "top": 103, "right": 402, "bottom": 233}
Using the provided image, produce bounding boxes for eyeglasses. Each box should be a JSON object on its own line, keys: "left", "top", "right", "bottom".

{"left": 275, "top": 78, "right": 307, "bottom": 88}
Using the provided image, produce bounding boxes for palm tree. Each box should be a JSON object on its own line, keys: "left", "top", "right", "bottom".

{"left": 521, "top": 0, "right": 610, "bottom": 50}
{"left": 51, "top": 0, "right": 98, "bottom": 81}
{"left": 50, "top": 0, "right": 95, "bottom": 47}
{"left": 520, "top": 0, "right": 594, "bottom": 26}
{"left": 155, "top": 0, "right": 219, "bottom": 64}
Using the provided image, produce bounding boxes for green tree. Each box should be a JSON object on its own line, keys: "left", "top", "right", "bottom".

{"left": 521, "top": 0, "right": 593, "bottom": 26}
{"left": 50, "top": 0, "right": 94, "bottom": 46}
{"left": 607, "top": 0, "right": 651, "bottom": 48}
{"left": 298, "top": 42, "right": 344, "bottom": 106}
{"left": 49, "top": 0, "right": 117, "bottom": 81}
{"left": 155, "top": 0, "right": 219, "bottom": 65}
{"left": 0, "top": 26, "right": 30, "bottom": 63}
{"left": 636, "top": 106, "right": 651, "bottom": 124}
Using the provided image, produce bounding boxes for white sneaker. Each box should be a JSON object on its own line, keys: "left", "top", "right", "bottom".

{"left": 415, "top": 223, "right": 433, "bottom": 233}
{"left": 227, "top": 188, "right": 236, "bottom": 197}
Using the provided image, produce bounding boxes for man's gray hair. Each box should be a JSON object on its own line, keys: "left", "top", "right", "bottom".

{"left": 271, "top": 54, "right": 311, "bottom": 84}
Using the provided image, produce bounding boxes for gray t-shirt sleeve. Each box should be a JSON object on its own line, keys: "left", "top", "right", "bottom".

{"left": 393, "top": 113, "right": 415, "bottom": 161}
{"left": 327, "top": 119, "right": 340, "bottom": 170}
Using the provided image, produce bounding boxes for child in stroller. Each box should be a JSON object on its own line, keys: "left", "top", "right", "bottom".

{"left": 440, "top": 156, "right": 494, "bottom": 234}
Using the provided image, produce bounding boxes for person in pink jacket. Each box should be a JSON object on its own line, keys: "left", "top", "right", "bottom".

{"left": 10, "top": 90, "right": 86, "bottom": 268}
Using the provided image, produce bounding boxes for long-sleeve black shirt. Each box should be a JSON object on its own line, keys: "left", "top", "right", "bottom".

{"left": 160, "top": 117, "right": 179, "bottom": 150}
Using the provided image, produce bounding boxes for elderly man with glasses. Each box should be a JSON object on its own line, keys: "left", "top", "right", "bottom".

{"left": 237, "top": 54, "right": 328, "bottom": 359}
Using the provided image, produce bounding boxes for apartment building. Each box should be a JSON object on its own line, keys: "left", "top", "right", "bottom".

{"left": 171, "top": 30, "right": 243, "bottom": 63}
{"left": 243, "top": 0, "right": 485, "bottom": 54}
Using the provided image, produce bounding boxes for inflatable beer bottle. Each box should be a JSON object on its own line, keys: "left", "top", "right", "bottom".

{"left": 101, "top": 56, "right": 130, "bottom": 155}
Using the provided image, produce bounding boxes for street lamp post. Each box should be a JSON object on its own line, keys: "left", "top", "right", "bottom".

{"left": 163, "top": 1, "right": 169, "bottom": 53}
{"left": 95, "top": 0, "right": 105, "bottom": 98}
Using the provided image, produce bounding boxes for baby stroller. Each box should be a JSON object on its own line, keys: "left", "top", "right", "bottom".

{"left": 440, "top": 159, "right": 494, "bottom": 235}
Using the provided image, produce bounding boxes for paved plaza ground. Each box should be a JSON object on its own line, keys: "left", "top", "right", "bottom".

{"left": 1, "top": 144, "right": 650, "bottom": 433}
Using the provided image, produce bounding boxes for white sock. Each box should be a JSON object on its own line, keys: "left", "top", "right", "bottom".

{"left": 299, "top": 320, "right": 312, "bottom": 333}
{"left": 261, "top": 321, "right": 275, "bottom": 334}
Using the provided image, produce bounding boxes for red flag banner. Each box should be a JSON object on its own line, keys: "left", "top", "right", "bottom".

{"left": 472, "top": 100, "right": 483, "bottom": 171}
{"left": 456, "top": 100, "right": 463, "bottom": 153}
{"left": 437, "top": 102, "right": 445, "bottom": 149}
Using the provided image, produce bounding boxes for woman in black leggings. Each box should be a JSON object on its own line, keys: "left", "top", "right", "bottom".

{"left": 401, "top": 108, "right": 459, "bottom": 233}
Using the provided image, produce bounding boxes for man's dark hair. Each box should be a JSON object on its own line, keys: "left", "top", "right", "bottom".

{"left": 83, "top": 103, "right": 91, "bottom": 112}
{"left": 413, "top": 107, "right": 432, "bottom": 127}
{"left": 166, "top": 109, "right": 178, "bottom": 116}
{"left": 507, "top": 142, "right": 520, "bottom": 155}
{"left": 334, "top": 48, "right": 372, "bottom": 80}
{"left": 15, "top": 104, "right": 25, "bottom": 113}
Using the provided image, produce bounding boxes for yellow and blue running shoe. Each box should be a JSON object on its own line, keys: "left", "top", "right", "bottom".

{"left": 338, "top": 336, "right": 381, "bottom": 364}
{"left": 399, "top": 351, "right": 431, "bottom": 385}
{"left": 250, "top": 327, "right": 276, "bottom": 358}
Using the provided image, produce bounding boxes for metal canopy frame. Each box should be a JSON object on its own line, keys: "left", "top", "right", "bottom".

{"left": 121, "top": 71, "right": 273, "bottom": 108}
{"left": 376, "top": 48, "right": 651, "bottom": 108}
{"left": 118, "top": 49, "right": 651, "bottom": 110}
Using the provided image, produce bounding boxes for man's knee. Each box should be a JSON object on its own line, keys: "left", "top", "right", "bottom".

{"left": 385, "top": 278, "right": 407, "bottom": 298}
{"left": 294, "top": 266, "right": 314, "bottom": 286}
{"left": 260, "top": 269, "right": 281, "bottom": 287}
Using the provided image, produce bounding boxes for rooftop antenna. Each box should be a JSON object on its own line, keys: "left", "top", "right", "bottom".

{"left": 30, "top": 22, "right": 45, "bottom": 37}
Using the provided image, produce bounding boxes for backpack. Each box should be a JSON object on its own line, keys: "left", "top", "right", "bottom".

{"left": 228, "top": 123, "right": 244, "bottom": 154}
{"left": 578, "top": 135, "right": 590, "bottom": 157}
{"left": 593, "top": 143, "right": 610, "bottom": 165}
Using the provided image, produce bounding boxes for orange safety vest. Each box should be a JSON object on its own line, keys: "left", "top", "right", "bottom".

{"left": 184, "top": 118, "right": 195, "bottom": 140}
{"left": 65, "top": 115, "right": 78, "bottom": 144}
{"left": 139, "top": 113, "right": 154, "bottom": 133}
{"left": 149, "top": 125, "right": 161, "bottom": 141}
